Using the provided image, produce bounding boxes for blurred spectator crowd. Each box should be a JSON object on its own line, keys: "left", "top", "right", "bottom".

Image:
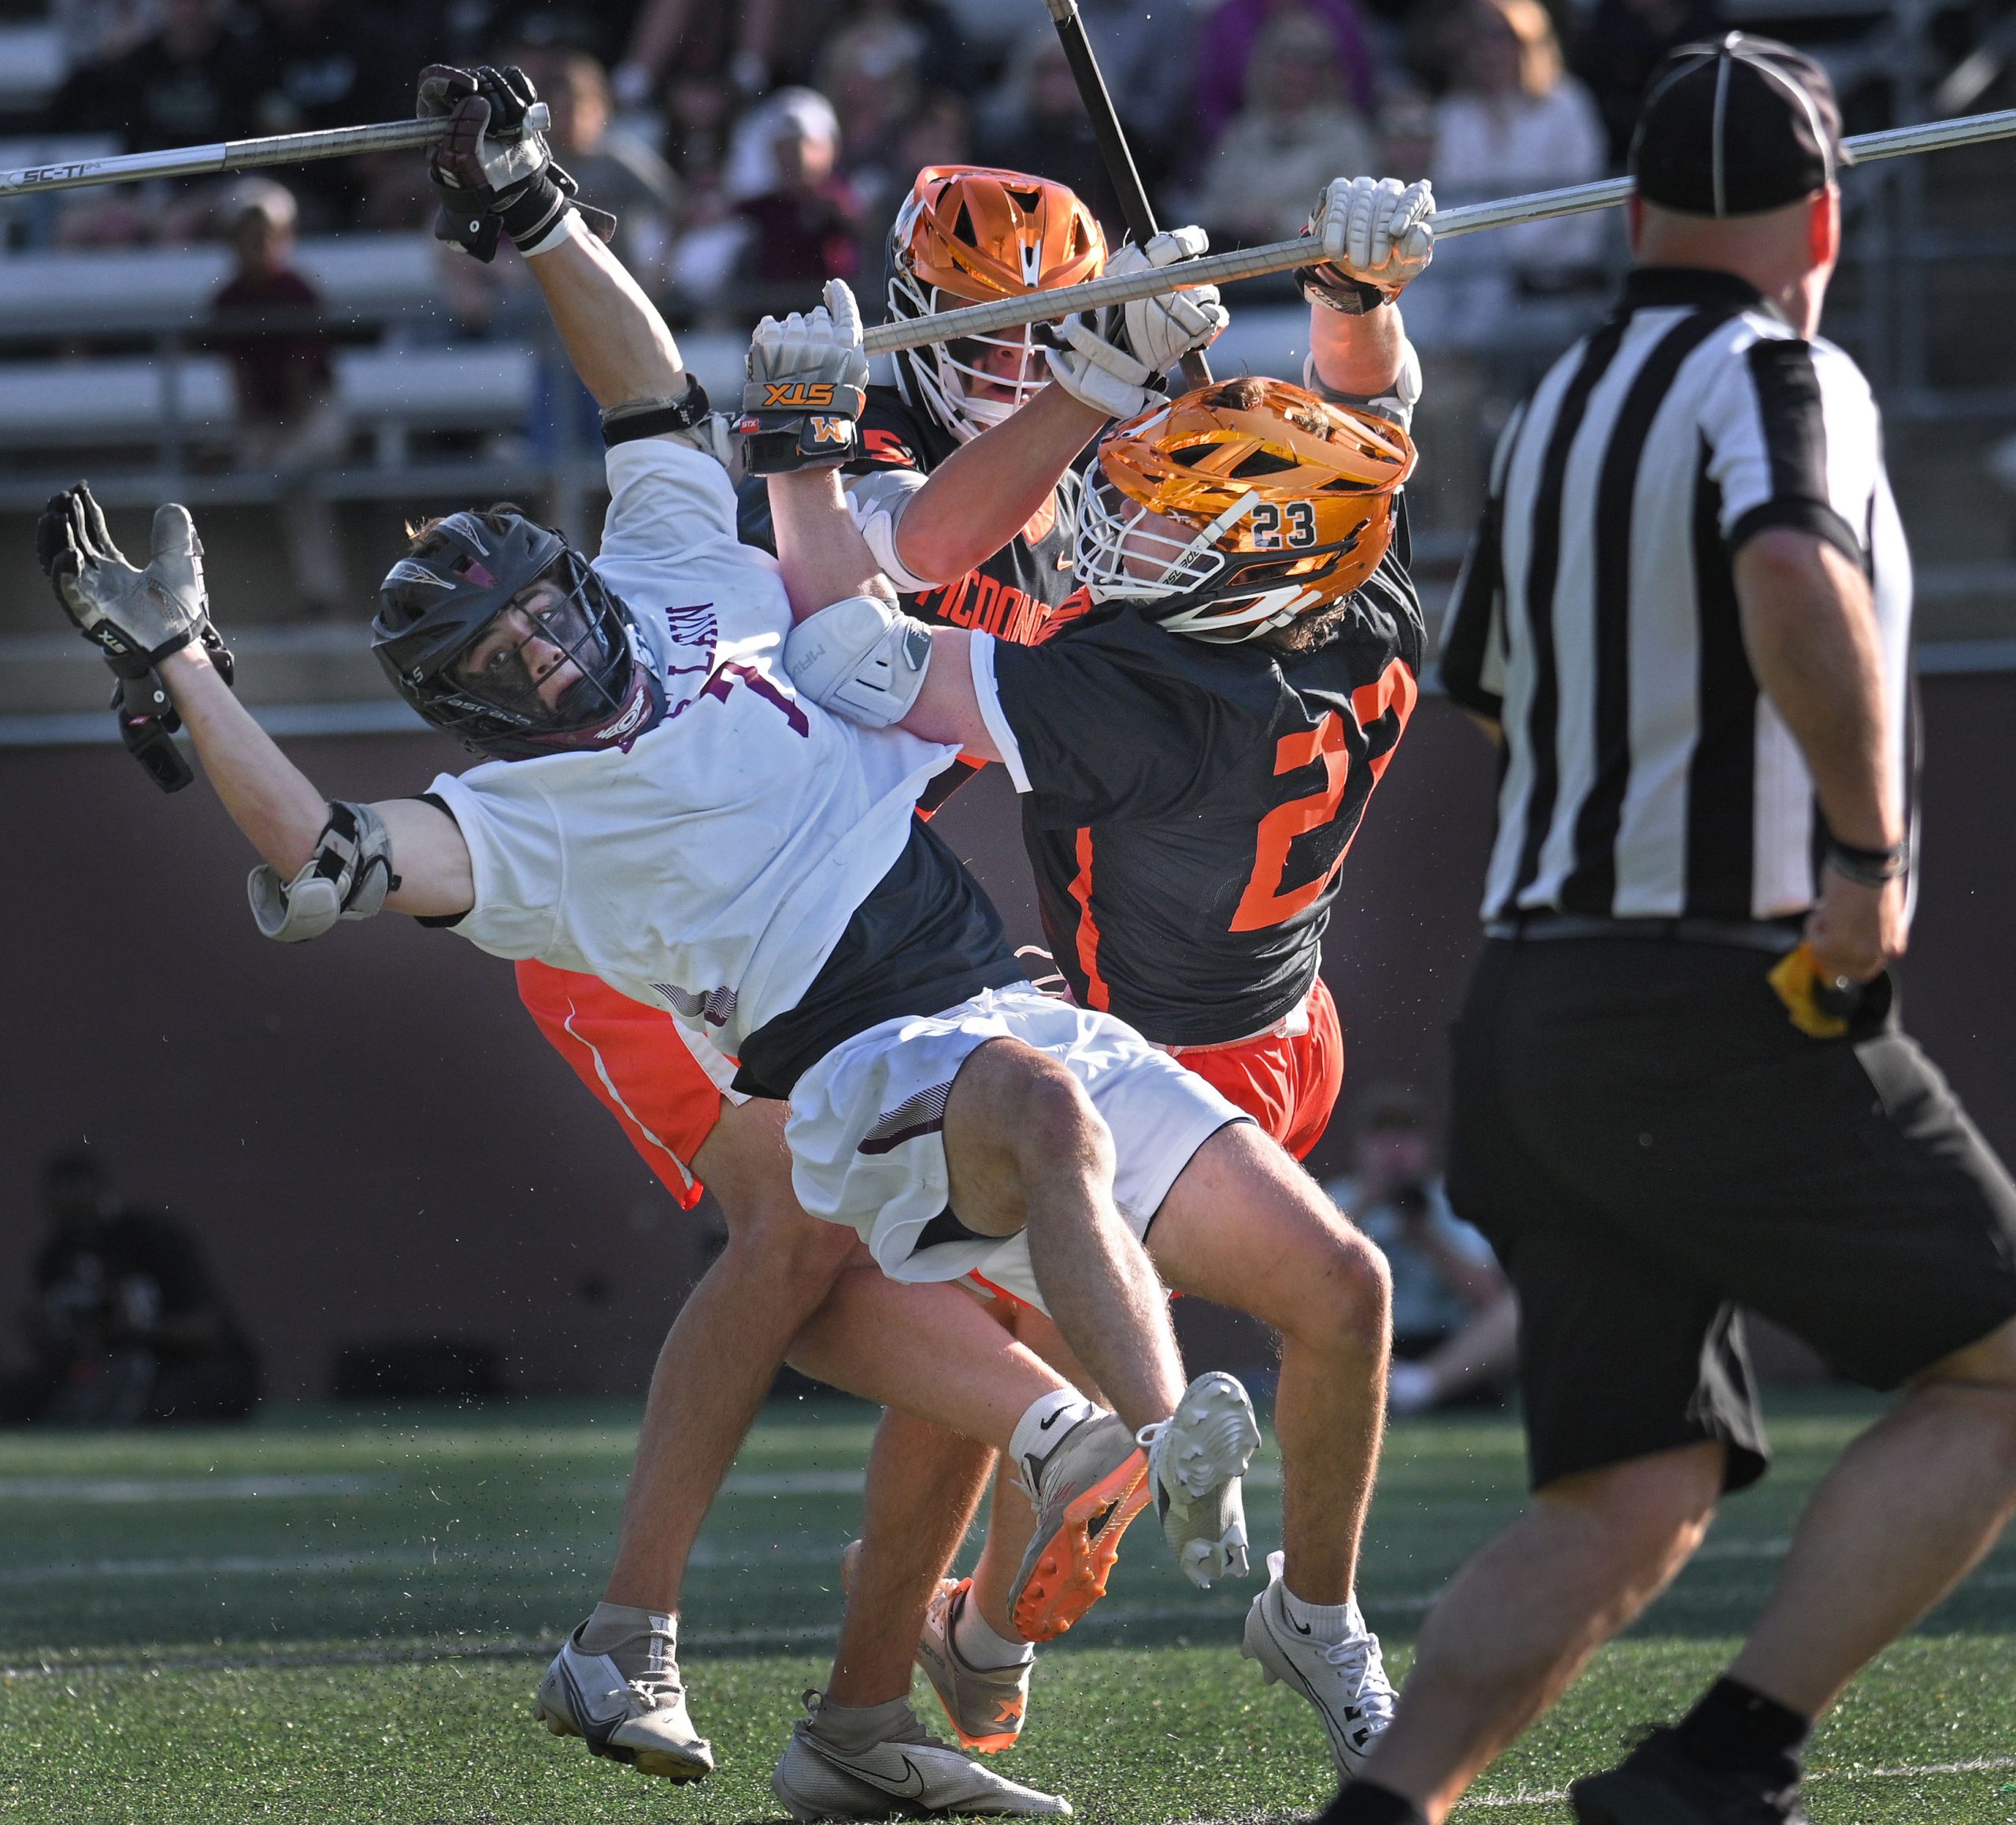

{"left": 0, "top": 0, "right": 1727, "bottom": 615}
{"left": 30, "top": 0, "right": 1725, "bottom": 300}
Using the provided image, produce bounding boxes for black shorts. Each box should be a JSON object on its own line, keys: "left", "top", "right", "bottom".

{"left": 1447, "top": 936, "right": 2016, "bottom": 1494}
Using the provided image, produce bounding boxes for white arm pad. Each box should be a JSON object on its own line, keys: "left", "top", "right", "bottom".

{"left": 844, "top": 468, "right": 936, "bottom": 594}
{"left": 783, "top": 593, "right": 935, "bottom": 727}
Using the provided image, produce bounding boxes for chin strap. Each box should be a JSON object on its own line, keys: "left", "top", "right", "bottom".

{"left": 248, "top": 801, "right": 399, "bottom": 942}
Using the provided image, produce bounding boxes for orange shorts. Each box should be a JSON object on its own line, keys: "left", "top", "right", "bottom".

{"left": 1163, "top": 975, "right": 1344, "bottom": 1162}
{"left": 514, "top": 960, "right": 728, "bottom": 1209}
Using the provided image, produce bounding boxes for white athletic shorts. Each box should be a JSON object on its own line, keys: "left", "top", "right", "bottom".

{"left": 787, "top": 983, "right": 1248, "bottom": 1313}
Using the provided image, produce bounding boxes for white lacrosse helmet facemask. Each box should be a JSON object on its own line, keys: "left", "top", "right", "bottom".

{"left": 890, "top": 268, "right": 1048, "bottom": 442}
{"left": 884, "top": 165, "right": 1106, "bottom": 445}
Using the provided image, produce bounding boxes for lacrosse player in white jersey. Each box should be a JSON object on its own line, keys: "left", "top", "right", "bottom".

{"left": 33, "top": 59, "right": 1404, "bottom": 1814}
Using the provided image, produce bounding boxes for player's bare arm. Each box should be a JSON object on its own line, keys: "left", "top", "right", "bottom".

{"left": 420, "top": 63, "right": 699, "bottom": 423}
{"left": 1300, "top": 176, "right": 1434, "bottom": 405}
{"left": 1736, "top": 526, "right": 1907, "bottom": 979}
{"left": 38, "top": 485, "right": 475, "bottom": 924}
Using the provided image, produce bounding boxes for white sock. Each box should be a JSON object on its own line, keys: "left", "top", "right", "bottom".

{"left": 1008, "top": 1388, "right": 1099, "bottom": 1468}
{"left": 1280, "top": 1582, "right": 1362, "bottom": 1645}
{"left": 951, "top": 1586, "right": 1032, "bottom": 1669}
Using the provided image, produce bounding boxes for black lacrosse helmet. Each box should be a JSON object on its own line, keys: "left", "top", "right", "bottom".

{"left": 372, "top": 508, "right": 663, "bottom": 760}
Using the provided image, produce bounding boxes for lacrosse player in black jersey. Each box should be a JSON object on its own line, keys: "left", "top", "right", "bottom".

{"left": 777, "top": 176, "right": 1439, "bottom": 1797}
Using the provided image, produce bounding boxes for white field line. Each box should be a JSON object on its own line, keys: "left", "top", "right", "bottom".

{"left": 0, "top": 1472, "right": 384, "bottom": 1503}
{"left": 1462, "top": 1755, "right": 2016, "bottom": 1808}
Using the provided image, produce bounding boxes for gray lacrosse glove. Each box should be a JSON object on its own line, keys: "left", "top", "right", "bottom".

{"left": 38, "top": 484, "right": 212, "bottom": 669}
{"left": 739, "top": 279, "right": 871, "bottom": 473}
{"left": 1297, "top": 176, "right": 1435, "bottom": 314}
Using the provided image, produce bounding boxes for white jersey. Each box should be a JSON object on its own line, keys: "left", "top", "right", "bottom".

{"left": 428, "top": 439, "right": 961, "bottom": 1061}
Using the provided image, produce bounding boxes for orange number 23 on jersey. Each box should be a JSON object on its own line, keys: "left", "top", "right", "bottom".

{"left": 1230, "top": 660, "right": 1418, "bottom": 933}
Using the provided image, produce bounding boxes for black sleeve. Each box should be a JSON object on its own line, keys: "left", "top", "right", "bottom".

{"left": 841, "top": 391, "right": 930, "bottom": 478}
{"left": 1439, "top": 496, "right": 1505, "bottom": 720}
{"left": 1439, "top": 406, "right": 1521, "bottom": 720}
{"left": 988, "top": 618, "right": 1255, "bottom": 829}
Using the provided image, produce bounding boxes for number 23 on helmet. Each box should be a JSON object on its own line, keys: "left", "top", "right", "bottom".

{"left": 1078, "top": 376, "right": 1416, "bottom": 644}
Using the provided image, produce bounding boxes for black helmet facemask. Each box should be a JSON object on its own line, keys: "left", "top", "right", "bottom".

{"left": 372, "top": 510, "right": 665, "bottom": 760}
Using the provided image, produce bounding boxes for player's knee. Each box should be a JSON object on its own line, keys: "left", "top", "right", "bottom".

{"left": 991, "top": 1046, "right": 1112, "bottom": 1178}
{"left": 1260, "top": 1206, "right": 1391, "bottom": 1360}
{"left": 721, "top": 1196, "right": 858, "bottom": 1294}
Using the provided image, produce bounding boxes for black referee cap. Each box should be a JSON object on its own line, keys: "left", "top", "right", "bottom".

{"left": 1631, "top": 33, "right": 1849, "bottom": 217}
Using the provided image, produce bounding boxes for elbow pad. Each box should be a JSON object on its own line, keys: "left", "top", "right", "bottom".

{"left": 248, "top": 801, "right": 398, "bottom": 942}
{"left": 783, "top": 594, "right": 933, "bottom": 727}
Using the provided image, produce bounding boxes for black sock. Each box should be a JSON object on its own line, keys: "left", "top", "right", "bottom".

{"left": 1673, "top": 1676, "right": 1812, "bottom": 1775}
{"left": 1316, "top": 1781, "right": 1429, "bottom": 1825}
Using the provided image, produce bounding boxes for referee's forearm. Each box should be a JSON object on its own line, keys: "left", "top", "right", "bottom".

{"left": 1735, "top": 529, "right": 1899, "bottom": 850}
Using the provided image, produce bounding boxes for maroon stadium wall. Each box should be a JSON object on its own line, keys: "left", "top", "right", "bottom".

{"left": 2, "top": 675, "right": 2010, "bottom": 1398}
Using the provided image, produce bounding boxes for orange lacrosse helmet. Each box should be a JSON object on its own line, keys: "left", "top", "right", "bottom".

{"left": 1077, "top": 376, "right": 1417, "bottom": 642}
{"left": 888, "top": 165, "right": 1106, "bottom": 442}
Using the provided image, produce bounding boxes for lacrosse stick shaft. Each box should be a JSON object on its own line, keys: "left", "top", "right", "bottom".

{"left": 0, "top": 108, "right": 547, "bottom": 198}
{"left": 1046, "top": 0, "right": 1211, "bottom": 387}
{"left": 863, "top": 106, "right": 2016, "bottom": 357}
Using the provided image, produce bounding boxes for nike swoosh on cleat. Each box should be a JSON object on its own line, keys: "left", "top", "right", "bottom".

{"left": 819, "top": 1748, "right": 928, "bottom": 1801}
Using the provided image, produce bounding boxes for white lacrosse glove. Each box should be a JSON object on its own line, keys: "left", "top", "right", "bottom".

{"left": 1299, "top": 176, "right": 1435, "bottom": 313}
{"left": 1049, "top": 227, "right": 1228, "bottom": 419}
{"left": 1114, "top": 227, "right": 1228, "bottom": 375}
{"left": 741, "top": 278, "right": 872, "bottom": 472}
{"left": 39, "top": 484, "right": 212, "bottom": 668}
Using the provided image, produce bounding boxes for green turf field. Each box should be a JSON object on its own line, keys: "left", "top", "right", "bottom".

{"left": 3, "top": 1391, "right": 2014, "bottom": 1823}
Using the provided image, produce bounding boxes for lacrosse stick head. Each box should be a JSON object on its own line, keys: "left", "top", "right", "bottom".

{"left": 1077, "top": 376, "right": 1415, "bottom": 643}
{"left": 887, "top": 164, "right": 1106, "bottom": 443}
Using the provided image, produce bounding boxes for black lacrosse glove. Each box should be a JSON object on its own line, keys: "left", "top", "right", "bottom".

{"left": 418, "top": 63, "right": 614, "bottom": 261}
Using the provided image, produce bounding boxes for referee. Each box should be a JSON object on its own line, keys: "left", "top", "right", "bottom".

{"left": 1323, "top": 36, "right": 2016, "bottom": 1825}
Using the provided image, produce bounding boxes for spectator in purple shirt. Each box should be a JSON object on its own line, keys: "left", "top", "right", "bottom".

{"left": 1192, "top": 0, "right": 1380, "bottom": 153}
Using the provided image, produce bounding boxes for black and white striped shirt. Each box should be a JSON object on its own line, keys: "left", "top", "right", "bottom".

{"left": 1441, "top": 267, "right": 1912, "bottom": 925}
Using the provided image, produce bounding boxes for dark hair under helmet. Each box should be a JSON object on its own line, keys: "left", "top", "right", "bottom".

{"left": 372, "top": 509, "right": 664, "bottom": 761}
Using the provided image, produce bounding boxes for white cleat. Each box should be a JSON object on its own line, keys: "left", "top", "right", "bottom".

{"left": 1137, "top": 1370, "right": 1260, "bottom": 1589}
{"left": 771, "top": 1691, "right": 1071, "bottom": 1821}
{"left": 535, "top": 1617, "right": 714, "bottom": 1782}
{"left": 1240, "top": 1550, "right": 1396, "bottom": 1776}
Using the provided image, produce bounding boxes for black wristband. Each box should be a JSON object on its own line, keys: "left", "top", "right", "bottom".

{"left": 602, "top": 378, "right": 713, "bottom": 446}
{"left": 1824, "top": 835, "right": 1906, "bottom": 887}
{"left": 498, "top": 170, "right": 569, "bottom": 250}
{"left": 1295, "top": 265, "right": 1392, "bottom": 316}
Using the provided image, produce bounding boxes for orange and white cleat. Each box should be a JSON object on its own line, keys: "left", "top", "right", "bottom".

{"left": 1006, "top": 1409, "right": 1150, "bottom": 1642}
{"left": 916, "top": 1577, "right": 1032, "bottom": 1753}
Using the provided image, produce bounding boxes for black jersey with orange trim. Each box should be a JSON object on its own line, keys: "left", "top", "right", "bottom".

{"left": 981, "top": 514, "right": 1425, "bottom": 1047}
{"left": 737, "top": 382, "right": 1088, "bottom": 811}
